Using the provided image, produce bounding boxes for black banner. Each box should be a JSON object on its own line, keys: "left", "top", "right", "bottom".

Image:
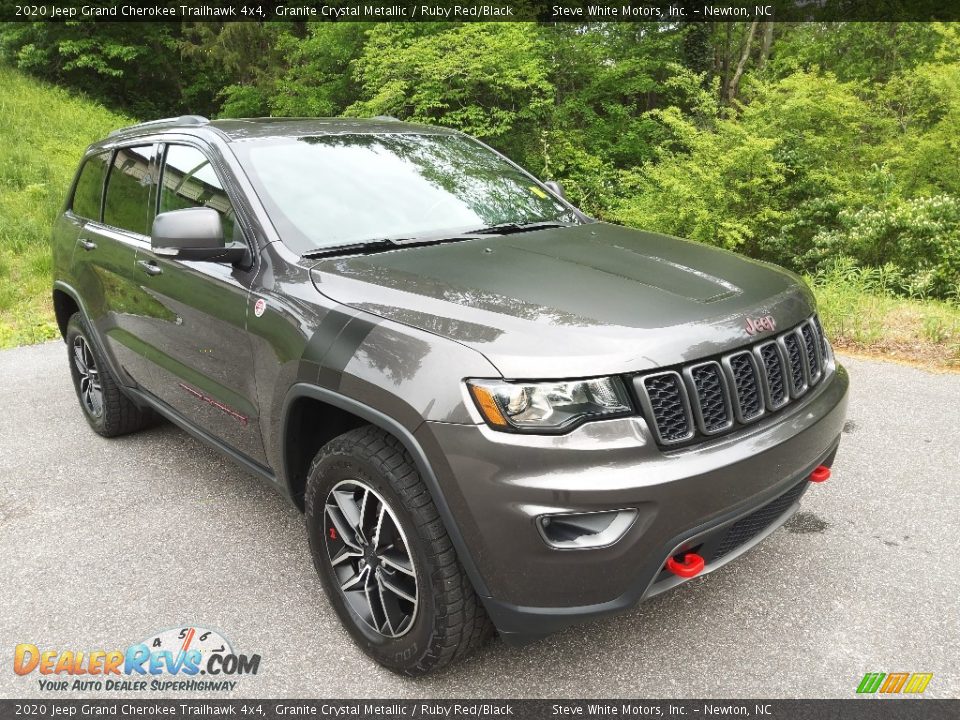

{"left": 1, "top": 0, "right": 959, "bottom": 23}
{"left": 1, "top": 700, "right": 957, "bottom": 719}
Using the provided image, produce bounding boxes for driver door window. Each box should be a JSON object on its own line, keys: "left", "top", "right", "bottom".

{"left": 159, "top": 144, "right": 241, "bottom": 246}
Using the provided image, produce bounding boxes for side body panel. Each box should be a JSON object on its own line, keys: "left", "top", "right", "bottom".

{"left": 128, "top": 250, "right": 265, "bottom": 462}
{"left": 124, "top": 139, "right": 266, "bottom": 463}
{"left": 68, "top": 144, "right": 159, "bottom": 385}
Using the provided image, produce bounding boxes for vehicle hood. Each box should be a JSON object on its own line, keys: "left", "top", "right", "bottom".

{"left": 309, "top": 223, "right": 815, "bottom": 378}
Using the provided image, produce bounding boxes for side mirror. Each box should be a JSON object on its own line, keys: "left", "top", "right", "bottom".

{"left": 544, "top": 180, "right": 566, "bottom": 199}
{"left": 151, "top": 207, "right": 245, "bottom": 263}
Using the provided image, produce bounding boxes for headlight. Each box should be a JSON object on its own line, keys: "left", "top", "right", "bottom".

{"left": 467, "top": 377, "right": 632, "bottom": 432}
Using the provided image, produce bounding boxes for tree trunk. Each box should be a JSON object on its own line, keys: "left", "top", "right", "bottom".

{"left": 758, "top": 21, "right": 774, "bottom": 69}
{"left": 727, "top": 20, "right": 759, "bottom": 104}
{"left": 719, "top": 23, "right": 732, "bottom": 104}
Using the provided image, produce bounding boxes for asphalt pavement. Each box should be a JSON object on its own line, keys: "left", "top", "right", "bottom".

{"left": 1, "top": 342, "right": 957, "bottom": 698}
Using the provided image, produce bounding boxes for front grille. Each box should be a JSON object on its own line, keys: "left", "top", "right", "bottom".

{"left": 759, "top": 342, "right": 788, "bottom": 408}
{"left": 641, "top": 373, "right": 692, "bottom": 443}
{"left": 783, "top": 333, "right": 805, "bottom": 395}
{"left": 728, "top": 352, "right": 763, "bottom": 420}
{"left": 712, "top": 478, "right": 808, "bottom": 560}
{"left": 801, "top": 323, "right": 821, "bottom": 380}
{"left": 689, "top": 362, "right": 731, "bottom": 433}
{"left": 635, "top": 315, "right": 830, "bottom": 447}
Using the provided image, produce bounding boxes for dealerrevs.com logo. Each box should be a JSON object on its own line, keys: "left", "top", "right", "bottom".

{"left": 13, "top": 626, "right": 260, "bottom": 692}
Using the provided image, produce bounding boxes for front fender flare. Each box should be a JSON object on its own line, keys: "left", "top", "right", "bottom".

{"left": 279, "top": 382, "right": 491, "bottom": 598}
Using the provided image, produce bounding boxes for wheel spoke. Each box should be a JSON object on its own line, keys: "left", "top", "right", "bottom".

{"left": 331, "top": 489, "right": 363, "bottom": 531}
{"left": 371, "top": 504, "right": 386, "bottom": 550}
{"left": 340, "top": 565, "right": 367, "bottom": 593}
{"left": 325, "top": 505, "right": 362, "bottom": 550}
{"left": 379, "top": 573, "right": 416, "bottom": 605}
{"left": 378, "top": 546, "right": 415, "bottom": 577}
{"left": 375, "top": 574, "right": 396, "bottom": 635}
{"left": 73, "top": 345, "right": 87, "bottom": 375}
{"left": 330, "top": 547, "right": 362, "bottom": 567}
{"left": 364, "top": 573, "right": 391, "bottom": 635}
{"left": 355, "top": 488, "right": 371, "bottom": 545}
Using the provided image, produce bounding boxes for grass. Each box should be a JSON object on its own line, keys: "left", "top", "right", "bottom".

{"left": 0, "top": 66, "right": 131, "bottom": 347}
{"left": 810, "top": 273, "right": 960, "bottom": 370}
{"left": 0, "top": 66, "right": 957, "bottom": 370}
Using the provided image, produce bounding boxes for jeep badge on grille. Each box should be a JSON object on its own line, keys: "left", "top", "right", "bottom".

{"left": 744, "top": 315, "right": 776, "bottom": 335}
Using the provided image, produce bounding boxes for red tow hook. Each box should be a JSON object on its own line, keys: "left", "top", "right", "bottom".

{"left": 665, "top": 552, "right": 705, "bottom": 578}
{"left": 809, "top": 465, "right": 831, "bottom": 483}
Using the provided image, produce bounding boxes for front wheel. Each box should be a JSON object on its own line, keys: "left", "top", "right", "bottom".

{"left": 305, "top": 426, "right": 492, "bottom": 675}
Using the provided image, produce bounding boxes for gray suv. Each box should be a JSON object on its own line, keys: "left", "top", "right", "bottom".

{"left": 52, "top": 116, "right": 849, "bottom": 675}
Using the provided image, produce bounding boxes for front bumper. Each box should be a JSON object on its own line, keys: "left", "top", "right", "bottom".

{"left": 414, "top": 363, "right": 849, "bottom": 640}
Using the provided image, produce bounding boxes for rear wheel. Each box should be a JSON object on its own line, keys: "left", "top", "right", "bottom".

{"left": 65, "top": 312, "right": 156, "bottom": 437}
{"left": 305, "top": 425, "right": 492, "bottom": 675}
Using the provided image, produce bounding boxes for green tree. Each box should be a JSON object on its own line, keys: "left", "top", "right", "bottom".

{"left": 0, "top": 21, "right": 183, "bottom": 117}
{"left": 347, "top": 23, "right": 553, "bottom": 163}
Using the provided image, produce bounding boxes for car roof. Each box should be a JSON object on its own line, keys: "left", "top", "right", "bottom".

{"left": 103, "top": 115, "right": 458, "bottom": 144}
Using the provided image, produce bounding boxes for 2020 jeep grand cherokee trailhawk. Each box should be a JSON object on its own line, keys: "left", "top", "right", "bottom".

{"left": 52, "top": 116, "right": 848, "bottom": 675}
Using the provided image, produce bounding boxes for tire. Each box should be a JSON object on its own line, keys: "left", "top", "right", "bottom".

{"left": 65, "top": 312, "right": 157, "bottom": 437}
{"left": 305, "top": 425, "right": 493, "bottom": 675}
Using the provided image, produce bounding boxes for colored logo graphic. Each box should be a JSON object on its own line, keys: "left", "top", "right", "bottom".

{"left": 13, "top": 626, "right": 260, "bottom": 692}
{"left": 857, "top": 672, "right": 933, "bottom": 694}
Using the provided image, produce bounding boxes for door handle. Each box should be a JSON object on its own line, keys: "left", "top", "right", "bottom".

{"left": 78, "top": 238, "right": 97, "bottom": 251}
{"left": 137, "top": 260, "right": 162, "bottom": 277}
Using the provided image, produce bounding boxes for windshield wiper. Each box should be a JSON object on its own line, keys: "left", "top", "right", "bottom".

{"left": 302, "top": 232, "right": 481, "bottom": 260}
{"left": 465, "top": 220, "right": 575, "bottom": 236}
{"left": 301, "top": 221, "right": 577, "bottom": 259}
{"left": 301, "top": 238, "right": 405, "bottom": 260}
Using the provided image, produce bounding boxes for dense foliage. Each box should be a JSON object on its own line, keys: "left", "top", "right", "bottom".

{"left": 1, "top": 20, "right": 958, "bottom": 302}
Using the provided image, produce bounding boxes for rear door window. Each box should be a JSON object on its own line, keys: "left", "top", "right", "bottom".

{"left": 159, "top": 144, "right": 238, "bottom": 243}
{"left": 103, "top": 145, "right": 157, "bottom": 236}
{"left": 71, "top": 151, "right": 109, "bottom": 221}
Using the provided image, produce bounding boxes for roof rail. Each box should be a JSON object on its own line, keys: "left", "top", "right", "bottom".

{"left": 108, "top": 115, "right": 210, "bottom": 137}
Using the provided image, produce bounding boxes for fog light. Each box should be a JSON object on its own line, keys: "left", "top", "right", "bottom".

{"left": 538, "top": 509, "right": 638, "bottom": 550}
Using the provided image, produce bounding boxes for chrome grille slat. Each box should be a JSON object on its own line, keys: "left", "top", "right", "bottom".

{"left": 635, "top": 315, "right": 831, "bottom": 447}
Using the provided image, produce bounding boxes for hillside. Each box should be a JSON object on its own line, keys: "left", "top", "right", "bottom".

{"left": 0, "top": 66, "right": 131, "bottom": 347}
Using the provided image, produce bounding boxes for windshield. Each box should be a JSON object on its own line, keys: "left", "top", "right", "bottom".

{"left": 232, "top": 132, "right": 578, "bottom": 254}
